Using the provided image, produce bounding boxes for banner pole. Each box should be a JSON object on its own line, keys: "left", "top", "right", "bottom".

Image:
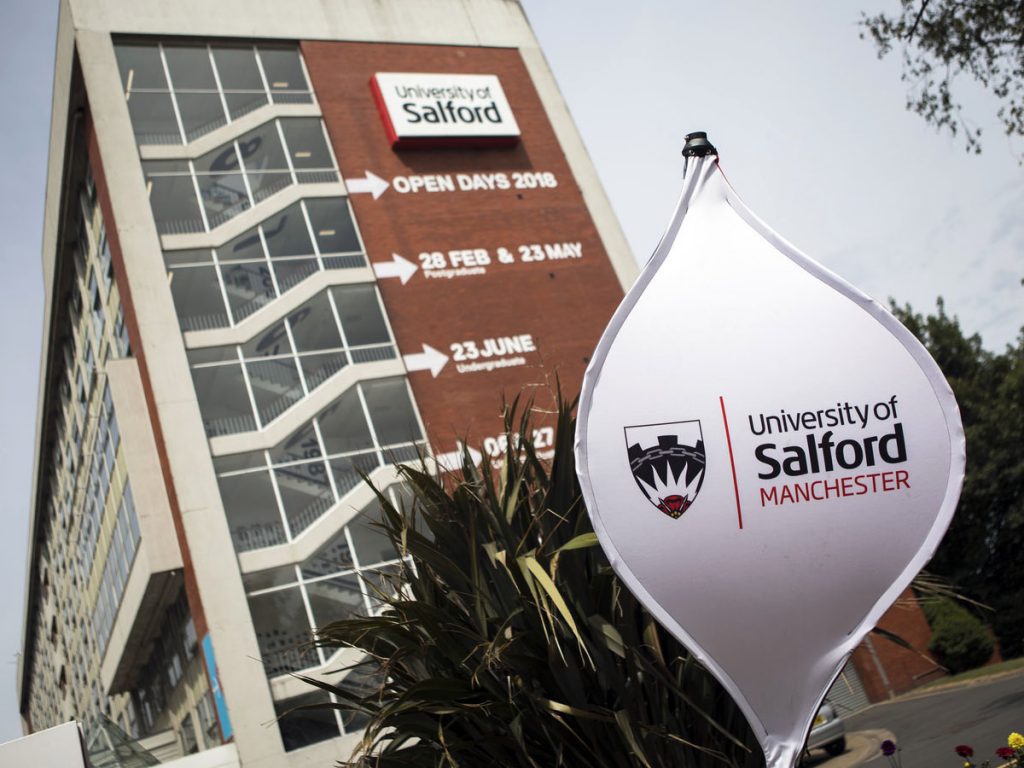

{"left": 682, "top": 131, "right": 717, "bottom": 177}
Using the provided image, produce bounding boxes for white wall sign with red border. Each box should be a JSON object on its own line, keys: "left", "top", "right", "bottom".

{"left": 370, "top": 72, "right": 520, "bottom": 149}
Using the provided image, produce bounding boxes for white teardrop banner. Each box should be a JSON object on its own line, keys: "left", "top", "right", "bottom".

{"left": 575, "top": 147, "right": 965, "bottom": 768}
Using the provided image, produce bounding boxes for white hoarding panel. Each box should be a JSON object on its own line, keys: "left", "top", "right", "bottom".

{"left": 576, "top": 154, "right": 965, "bottom": 768}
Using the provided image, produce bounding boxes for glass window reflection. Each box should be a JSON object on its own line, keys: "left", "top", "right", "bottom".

{"left": 115, "top": 41, "right": 313, "bottom": 145}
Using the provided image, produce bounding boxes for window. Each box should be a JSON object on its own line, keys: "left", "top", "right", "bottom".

{"left": 274, "top": 660, "right": 380, "bottom": 750}
{"left": 164, "top": 197, "right": 366, "bottom": 331}
{"left": 243, "top": 486, "right": 409, "bottom": 678}
{"left": 115, "top": 42, "right": 314, "bottom": 145}
{"left": 275, "top": 691, "right": 339, "bottom": 751}
{"left": 92, "top": 484, "right": 141, "bottom": 653}
{"left": 188, "top": 285, "right": 395, "bottom": 435}
{"left": 143, "top": 118, "right": 338, "bottom": 234}
{"left": 129, "top": 589, "right": 196, "bottom": 738}
{"left": 215, "top": 380, "right": 422, "bottom": 553}
{"left": 98, "top": 225, "right": 113, "bottom": 293}
{"left": 114, "top": 303, "right": 131, "bottom": 357}
{"left": 196, "top": 691, "right": 219, "bottom": 746}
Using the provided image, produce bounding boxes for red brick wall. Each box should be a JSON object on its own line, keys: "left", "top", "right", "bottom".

{"left": 301, "top": 42, "right": 625, "bottom": 453}
{"left": 851, "top": 587, "right": 944, "bottom": 701}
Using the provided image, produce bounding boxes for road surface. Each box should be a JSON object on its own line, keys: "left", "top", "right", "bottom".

{"left": 811, "top": 672, "right": 1024, "bottom": 767}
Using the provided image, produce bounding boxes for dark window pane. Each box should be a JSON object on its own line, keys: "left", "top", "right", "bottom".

{"left": 259, "top": 47, "right": 308, "bottom": 92}
{"left": 214, "top": 452, "right": 266, "bottom": 475}
{"left": 164, "top": 248, "right": 212, "bottom": 267}
{"left": 262, "top": 204, "right": 313, "bottom": 257}
{"left": 362, "top": 379, "right": 421, "bottom": 447}
{"left": 317, "top": 389, "right": 373, "bottom": 455}
{"left": 237, "top": 122, "right": 288, "bottom": 171}
{"left": 242, "top": 320, "right": 290, "bottom": 359}
{"left": 296, "top": 169, "right": 339, "bottom": 185}
{"left": 219, "top": 262, "right": 275, "bottom": 321}
{"left": 194, "top": 144, "right": 250, "bottom": 226}
{"left": 115, "top": 44, "right": 168, "bottom": 90}
{"left": 212, "top": 46, "right": 263, "bottom": 90}
{"left": 126, "top": 92, "right": 180, "bottom": 145}
{"left": 243, "top": 565, "right": 298, "bottom": 593}
{"left": 144, "top": 163, "right": 203, "bottom": 235}
{"left": 176, "top": 93, "right": 227, "bottom": 142}
{"left": 348, "top": 502, "right": 397, "bottom": 567}
{"left": 303, "top": 199, "right": 360, "bottom": 254}
{"left": 301, "top": 531, "right": 353, "bottom": 579}
{"left": 280, "top": 118, "right": 332, "bottom": 169}
{"left": 248, "top": 589, "right": 317, "bottom": 677}
{"left": 336, "top": 661, "right": 381, "bottom": 733}
{"left": 219, "top": 470, "right": 286, "bottom": 552}
{"left": 350, "top": 345, "right": 397, "bottom": 365}
{"left": 164, "top": 45, "right": 217, "bottom": 90}
{"left": 216, "top": 227, "right": 265, "bottom": 263}
{"left": 306, "top": 574, "right": 364, "bottom": 627}
{"left": 288, "top": 293, "right": 341, "bottom": 352}
{"left": 225, "top": 91, "right": 269, "bottom": 120}
{"left": 275, "top": 462, "right": 334, "bottom": 536}
{"left": 271, "top": 91, "right": 314, "bottom": 106}
{"left": 189, "top": 360, "right": 254, "bottom": 436}
{"left": 188, "top": 345, "right": 238, "bottom": 366}
{"left": 330, "top": 452, "right": 380, "bottom": 499}
{"left": 332, "top": 285, "right": 389, "bottom": 346}
{"left": 248, "top": 173, "right": 292, "bottom": 205}
{"left": 272, "top": 259, "right": 318, "bottom": 293}
{"left": 197, "top": 174, "right": 250, "bottom": 229}
{"left": 196, "top": 143, "right": 241, "bottom": 175}
{"left": 168, "top": 265, "right": 228, "bottom": 331}
{"left": 269, "top": 420, "right": 321, "bottom": 467}
{"left": 321, "top": 253, "right": 366, "bottom": 270}
{"left": 360, "top": 562, "right": 403, "bottom": 607}
{"left": 275, "top": 692, "right": 339, "bottom": 751}
{"left": 300, "top": 352, "right": 347, "bottom": 391}
{"left": 246, "top": 358, "right": 304, "bottom": 426}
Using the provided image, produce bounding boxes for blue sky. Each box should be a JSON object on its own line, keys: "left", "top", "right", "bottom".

{"left": 1, "top": 0, "right": 1020, "bottom": 742}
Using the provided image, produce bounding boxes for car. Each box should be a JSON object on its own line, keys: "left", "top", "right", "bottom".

{"left": 806, "top": 700, "right": 846, "bottom": 757}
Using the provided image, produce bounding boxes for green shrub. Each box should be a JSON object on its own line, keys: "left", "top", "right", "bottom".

{"left": 923, "top": 598, "right": 994, "bottom": 674}
{"left": 302, "top": 396, "right": 762, "bottom": 767}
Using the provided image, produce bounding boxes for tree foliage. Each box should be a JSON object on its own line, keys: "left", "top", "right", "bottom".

{"left": 921, "top": 597, "right": 994, "bottom": 673}
{"left": 891, "top": 299, "right": 1024, "bottom": 656}
{"left": 861, "top": 0, "right": 1024, "bottom": 153}
{"left": 302, "top": 397, "right": 763, "bottom": 767}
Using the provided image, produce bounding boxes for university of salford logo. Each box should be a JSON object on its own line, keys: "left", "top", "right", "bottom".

{"left": 625, "top": 421, "right": 706, "bottom": 518}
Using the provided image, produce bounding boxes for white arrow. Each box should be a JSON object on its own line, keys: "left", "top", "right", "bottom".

{"left": 433, "top": 441, "right": 484, "bottom": 472}
{"left": 402, "top": 344, "right": 449, "bottom": 377}
{"left": 343, "top": 171, "right": 389, "bottom": 200}
{"left": 372, "top": 253, "right": 418, "bottom": 285}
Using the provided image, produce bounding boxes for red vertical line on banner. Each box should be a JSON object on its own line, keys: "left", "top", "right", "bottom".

{"left": 719, "top": 396, "right": 743, "bottom": 529}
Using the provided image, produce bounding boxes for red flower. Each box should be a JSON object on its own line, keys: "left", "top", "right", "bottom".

{"left": 997, "top": 747, "right": 1015, "bottom": 760}
{"left": 956, "top": 745, "right": 975, "bottom": 758}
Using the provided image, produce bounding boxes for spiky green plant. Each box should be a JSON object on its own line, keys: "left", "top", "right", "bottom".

{"left": 300, "top": 396, "right": 763, "bottom": 767}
